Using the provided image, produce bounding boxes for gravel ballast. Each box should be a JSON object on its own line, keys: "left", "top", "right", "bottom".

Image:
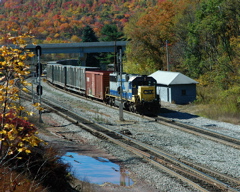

{"left": 27, "top": 78, "right": 240, "bottom": 192}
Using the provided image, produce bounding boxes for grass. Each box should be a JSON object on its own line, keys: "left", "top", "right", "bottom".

{"left": 193, "top": 85, "right": 240, "bottom": 125}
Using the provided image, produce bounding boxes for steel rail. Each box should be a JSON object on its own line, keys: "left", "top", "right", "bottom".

{"left": 46, "top": 78, "right": 240, "bottom": 150}
{"left": 92, "top": 122, "right": 240, "bottom": 191}
{"left": 24, "top": 79, "right": 240, "bottom": 191}
{"left": 21, "top": 91, "right": 239, "bottom": 192}
{"left": 48, "top": 103, "right": 239, "bottom": 192}
{"left": 38, "top": 101, "right": 209, "bottom": 192}
{"left": 151, "top": 116, "right": 240, "bottom": 149}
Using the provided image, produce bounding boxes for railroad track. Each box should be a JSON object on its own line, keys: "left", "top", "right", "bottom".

{"left": 22, "top": 91, "right": 240, "bottom": 192}
{"left": 46, "top": 78, "right": 240, "bottom": 150}
{"left": 151, "top": 116, "right": 240, "bottom": 149}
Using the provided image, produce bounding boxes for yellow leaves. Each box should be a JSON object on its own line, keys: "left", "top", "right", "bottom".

{"left": 8, "top": 131, "right": 16, "bottom": 141}
{"left": 22, "top": 135, "right": 43, "bottom": 147}
{"left": 33, "top": 102, "right": 41, "bottom": 107}
{"left": 25, "top": 149, "right": 31, "bottom": 154}
{"left": 32, "top": 102, "right": 44, "bottom": 111}
{"left": 0, "top": 32, "right": 43, "bottom": 157}
{"left": 8, "top": 151, "right": 14, "bottom": 155}
{"left": 0, "top": 61, "right": 7, "bottom": 66}
{"left": 26, "top": 111, "right": 34, "bottom": 116}
{"left": 18, "top": 106, "right": 25, "bottom": 111}
{"left": 0, "top": 130, "right": 7, "bottom": 134}
{"left": 22, "top": 87, "right": 29, "bottom": 92}
{"left": 17, "top": 61, "right": 25, "bottom": 67}
{"left": 18, "top": 148, "right": 24, "bottom": 152}
{"left": 28, "top": 52, "right": 35, "bottom": 58}
{"left": 23, "top": 116, "right": 29, "bottom": 120}
{"left": 4, "top": 123, "right": 13, "bottom": 129}
{"left": 17, "top": 147, "right": 31, "bottom": 154}
{"left": 0, "top": 137, "right": 5, "bottom": 141}
{"left": 19, "top": 55, "right": 27, "bottom": 60}
{"left": 9, "top": 79, "right": 15, "bottom": 85}
{"left": 18, "top": 127, "right": 24, "bottom": 131}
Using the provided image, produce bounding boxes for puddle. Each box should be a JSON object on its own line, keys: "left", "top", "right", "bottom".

{"left": 61, "top": 152, "right": 134, "bottom": 186}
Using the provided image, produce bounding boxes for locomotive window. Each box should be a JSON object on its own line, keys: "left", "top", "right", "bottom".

{"left": 148, "top": 81, "right": 153, "bottom": 85}
{"left": 138, "top": 81, "right": 152, "bottom": 86}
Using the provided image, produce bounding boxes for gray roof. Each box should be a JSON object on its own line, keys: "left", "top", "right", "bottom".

{"left": 149, "top": 71, "right": 198, "bottom": 85}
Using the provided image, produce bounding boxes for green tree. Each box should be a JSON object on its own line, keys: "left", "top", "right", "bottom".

{"left": 82, "top": 25, "right": 98, "bottom": 42}
{"left": 82, "top": 25, "right": 100, "bottom": 67}
{"left": 100, "top": 24, "right": 124, "bottom": 41}
{"left": 99, "top": 24, "right": 125, "bottom": 67}
{"left": 184, "top": 0, "right": 240, "bottom": 88}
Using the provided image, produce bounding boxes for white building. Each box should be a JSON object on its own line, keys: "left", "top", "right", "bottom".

{"left": 149, "top": 71, "right": 198, "bottom": 104}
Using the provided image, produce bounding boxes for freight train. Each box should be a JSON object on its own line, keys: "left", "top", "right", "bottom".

{"left": 46, "top": 63, "right": 160, "bottom": 116}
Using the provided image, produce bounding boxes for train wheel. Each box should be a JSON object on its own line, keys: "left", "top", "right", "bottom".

{"left": 133, "top": 105, "right": 137, "bottom": 113}
{"left": 109, "top": 98, "right": 112, "bottom": 106}
{"left": 129, "top": 105, "right": 133, "bottom": 112}
{"left": 110, "top": 98, "right": 115, "bottom": 106}
{"left": 105, "top": 97, "right": 110, "bottom": 105}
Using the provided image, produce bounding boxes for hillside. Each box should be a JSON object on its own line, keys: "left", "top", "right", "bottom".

{"left": 0, "top": 0, "right": 155, "bottom": 43}
{"left": 0, "top": 0, "right": 239, "bottom": 120}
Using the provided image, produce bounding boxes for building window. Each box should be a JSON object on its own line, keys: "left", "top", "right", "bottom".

{"left": 182, "top": 90, "right": 186, "bottom": 96}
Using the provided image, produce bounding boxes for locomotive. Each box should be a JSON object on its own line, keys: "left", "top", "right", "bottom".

{"left": 106, "top": 72, "right": 160, "bottom": 115}
{"left": 46, "top": 63, "right": 160, "bottom": 116}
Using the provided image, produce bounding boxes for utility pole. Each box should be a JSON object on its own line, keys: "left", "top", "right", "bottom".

{"left": 35, "top": 46, "right": 43, "bottom": 123}
{"left": 118, "top": 47, "right": 124, "bottom": 121}
{"left": 166, "top": 40, "right": 169, "bottom": 71}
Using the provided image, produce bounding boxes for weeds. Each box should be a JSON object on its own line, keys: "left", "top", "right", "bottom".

{"left": 195, "top": 85, "right": 240, "bottom": 124}
{"left": 0, "top": 144, "right": 76, "bottom": 192}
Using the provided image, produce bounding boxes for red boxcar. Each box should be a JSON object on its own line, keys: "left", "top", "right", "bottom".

{"left": 85, "top": 71, "right": 112, "bottom": 100}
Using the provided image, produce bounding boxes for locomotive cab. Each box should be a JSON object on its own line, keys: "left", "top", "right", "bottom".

{"left": 130, "top": 75, "right": 157, "bottom": 101}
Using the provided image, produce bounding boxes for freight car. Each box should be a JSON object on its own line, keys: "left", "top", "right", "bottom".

{"left": 46, "top": 63, "right": 160, "bottom": 116}
{"left": 46, "top": 63, "right": 100, "bottom": 95}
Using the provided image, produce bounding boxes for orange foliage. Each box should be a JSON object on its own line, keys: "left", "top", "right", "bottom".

{"left": 0, "top": 0, "right": 169, "bottom": 43}
{"left": 59, "top": 23, "right": 70, "bottom": 31}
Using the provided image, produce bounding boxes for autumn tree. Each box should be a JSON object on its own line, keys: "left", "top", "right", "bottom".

{"left": 0, "top": 32, "right": 43, "bottom": 159}
{"left": 124, "top": 0, "right": 177, "bottom": 74}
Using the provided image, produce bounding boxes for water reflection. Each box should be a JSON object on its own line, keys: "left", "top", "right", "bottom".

{"left": 61, "top": 152, "right": 133, "bottom": 186}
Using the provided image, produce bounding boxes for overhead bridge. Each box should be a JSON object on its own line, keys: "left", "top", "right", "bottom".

{"left": 25, "top": 41, "right": 127, "bottom": 65}
{"left": 26, "top": 41, "right": 127, "bottom": 54}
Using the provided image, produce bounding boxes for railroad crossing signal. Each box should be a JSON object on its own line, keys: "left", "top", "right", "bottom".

{"left": 36, "top": 45, "right": 42, "bottom": 56}
{"left": 36, "top": 63, "right": 42, "bottom": 77}
{"left": 35, "top": 45, "right": 43, "bottom": 123}
{"left": 36, "top": 85, "right": 43, "bottom": 95}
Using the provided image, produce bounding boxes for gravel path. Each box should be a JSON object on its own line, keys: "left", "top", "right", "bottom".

{"left": 27, "top": 78, "right": 240, "bottom": 192}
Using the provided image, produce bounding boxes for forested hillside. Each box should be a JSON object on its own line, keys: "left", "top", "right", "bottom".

{"left": 0, "top": 0, "right": 151, "bottom": 43}
{"left": 0, "top": 0, "right": 239, "bottom": 121}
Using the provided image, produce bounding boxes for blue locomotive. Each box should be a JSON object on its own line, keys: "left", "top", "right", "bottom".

{"left": 105, "top": 72, "right": 160, "bottom": 115}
